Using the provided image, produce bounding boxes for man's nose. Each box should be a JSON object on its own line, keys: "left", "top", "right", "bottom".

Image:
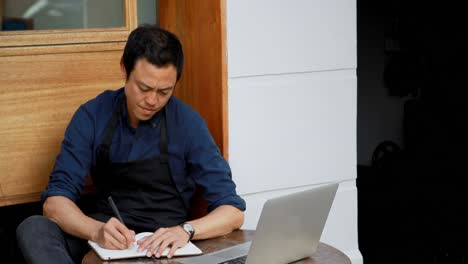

{"left": 145, "top": 91, "right": 158, "bottom": 106}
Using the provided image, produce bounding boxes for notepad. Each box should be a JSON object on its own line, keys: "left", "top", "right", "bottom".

{"left": 88, "top": 232, "right": 203, "bottom": 260}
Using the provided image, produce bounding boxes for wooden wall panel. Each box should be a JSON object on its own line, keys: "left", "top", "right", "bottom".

{"left": 0, "top": 51, "right": 124, "bottom": 205}
{"left": 159, "top": 0, "right": 229, "bottom": 158}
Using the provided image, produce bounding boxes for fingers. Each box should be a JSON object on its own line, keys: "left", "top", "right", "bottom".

{"left": 102, "top": 217, "right": 135, "bottom": 249}
{"left": 105, "top": 232, "right": 127, "bottom": 250}
{"left": 137, "top": 226, "right": 188, "bottom": 258}
{"left": 140, "top": 228, "right": 169, "bottom": 257}
{"left": 165, "top": 239, "right": 185, "bottom": 259}
{"left": 114, "top": 219, "right": 136, "bottom": 247}
{"left": 155, "top": 234, "right": 176, "bottom": 258}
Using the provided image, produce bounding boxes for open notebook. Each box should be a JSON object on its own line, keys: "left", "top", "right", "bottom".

{"left": 88, "top": 232, "right": 203, "bottom": 260}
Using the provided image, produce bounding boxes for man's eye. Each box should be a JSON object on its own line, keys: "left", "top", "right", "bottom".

{"left": 159, "top": 91, "right": 168, "bottom": 96}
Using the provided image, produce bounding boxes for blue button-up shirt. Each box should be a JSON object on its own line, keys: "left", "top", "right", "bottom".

{"left": 42, "top": 88, "right": 246, "bottom": 212}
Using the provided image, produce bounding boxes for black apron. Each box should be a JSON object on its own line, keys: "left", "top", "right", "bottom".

{"left": 90, "top": 95, "right": 188, "bottom": 233}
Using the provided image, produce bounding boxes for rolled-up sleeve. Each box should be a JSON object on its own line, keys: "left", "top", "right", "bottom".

{"left": 41, "top": 105, "right": 94, "bottom": 203}
{"left": 186, "top": 118, "right": 246, "bottom": 212}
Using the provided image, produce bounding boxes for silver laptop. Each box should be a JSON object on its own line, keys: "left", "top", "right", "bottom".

{"left": 181, "top": 182, "right": 339, "bottom": 264}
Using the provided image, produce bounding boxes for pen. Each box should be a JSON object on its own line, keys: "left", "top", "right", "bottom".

{"left": 108, "top": 196, "right": 125, "bottom": 224}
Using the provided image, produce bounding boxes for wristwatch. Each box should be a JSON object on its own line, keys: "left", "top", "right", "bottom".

{"left": 180, "top": 222, "right": 195, "bottom": 241}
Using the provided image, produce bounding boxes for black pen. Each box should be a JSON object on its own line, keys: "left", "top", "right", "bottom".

{"left": 108, "top": 196, "right": 125, "bottom": 224}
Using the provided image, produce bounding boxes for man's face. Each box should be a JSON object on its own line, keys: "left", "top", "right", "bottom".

{"left": 124, "top": 58, "right": 177, "bottom": 128}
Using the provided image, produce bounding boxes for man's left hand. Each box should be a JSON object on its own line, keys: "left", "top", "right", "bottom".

{"left": 136, "top": 225, "right": 190, "bottom": 258}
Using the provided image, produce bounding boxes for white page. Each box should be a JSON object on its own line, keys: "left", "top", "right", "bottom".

{"left": 88, "top": 232, "right": 202, "bottom": 260}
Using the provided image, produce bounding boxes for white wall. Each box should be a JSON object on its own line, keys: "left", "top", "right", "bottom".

{"left": 226, "top": 1, "right": 361, "bottom": 263}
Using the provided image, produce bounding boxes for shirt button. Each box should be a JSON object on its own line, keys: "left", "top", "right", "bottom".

{"left": 151, "top": 122, "right": 157, "bottom": 128}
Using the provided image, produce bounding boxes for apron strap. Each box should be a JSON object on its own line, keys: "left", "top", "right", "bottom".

{"left": 97, "top": 95, "right": 124, "bottom": 164}
{"left": 159, "top": 107, "right": 169, "bottom": 163}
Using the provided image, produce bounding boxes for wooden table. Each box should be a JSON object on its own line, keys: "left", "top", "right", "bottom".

{"left": 82, "top": 230, "right": 351, "bottom": 264}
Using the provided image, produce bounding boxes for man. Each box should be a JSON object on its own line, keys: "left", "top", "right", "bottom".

{"left": 16, "top": 24, "right": 246, "bottom": 264}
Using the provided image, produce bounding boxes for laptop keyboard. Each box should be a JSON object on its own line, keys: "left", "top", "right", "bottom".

{"left": 218, "top": 255, "right": 247, "bottom": 264}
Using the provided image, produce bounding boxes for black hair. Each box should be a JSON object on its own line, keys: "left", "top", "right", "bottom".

{"left": 121, "top": 24, "right": 184, "bottom": 81}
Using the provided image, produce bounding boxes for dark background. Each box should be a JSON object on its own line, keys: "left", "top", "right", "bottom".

{"left": 357, "top": 0, "right": 468, "bottom": 263}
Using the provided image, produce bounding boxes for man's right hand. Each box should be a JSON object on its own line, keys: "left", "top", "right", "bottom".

{"left": 93, "top": 217, "right": 136, "bottom": 249}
